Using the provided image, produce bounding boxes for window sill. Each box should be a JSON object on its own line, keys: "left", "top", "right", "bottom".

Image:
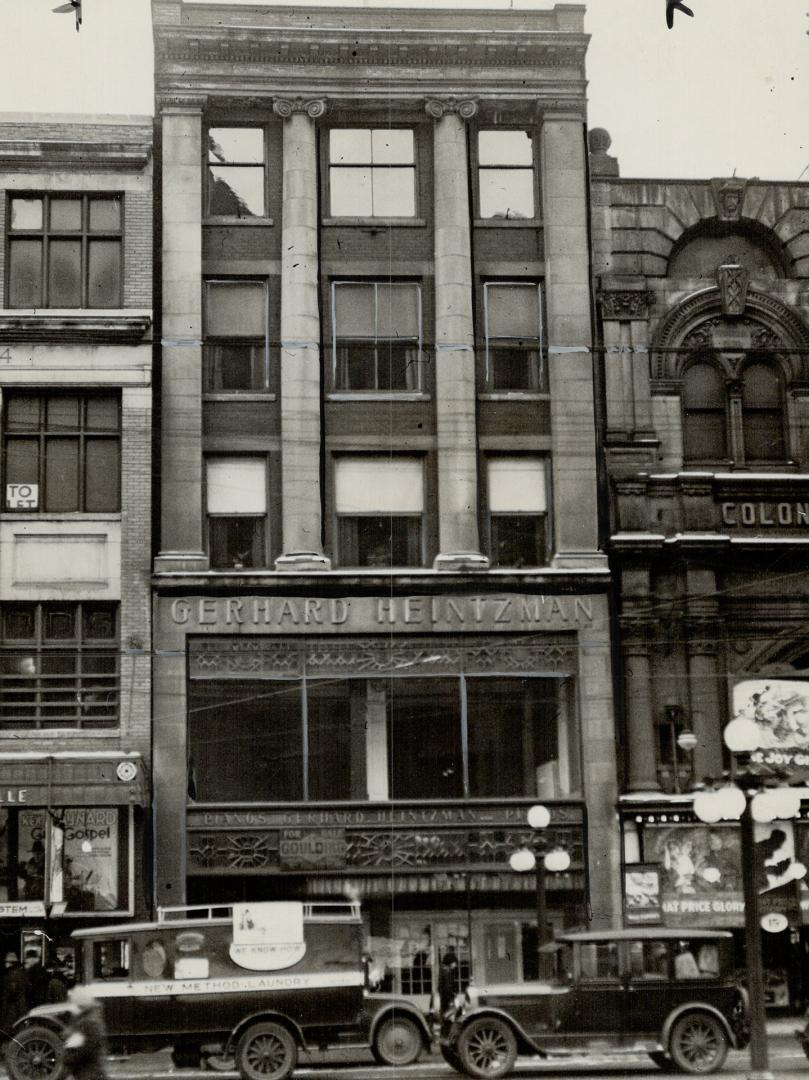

{"left": 0, "top": 512, "right": 121, "bottom": 521}
{"left": 322, "top": 217, "right": 427, "bottom": 228}
{"left": 328, "top": 392, "right": 429, "bottom": 402}
{"left": 0, "top": 727, "right": 120, "bottom": 739}
{"left": 203, "top": 392, "right": 276, "bottom": 402}
{"left": 474, "top": 218, "right": 542, "bottom": 228}
{"left": 203, "top": 217, "right": 274, "bottom": 227}
{"left": 478, "top": 392, "right": 549, "bottom": 401}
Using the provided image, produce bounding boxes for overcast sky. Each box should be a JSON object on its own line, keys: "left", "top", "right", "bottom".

{"left": 0, "top": 0, "right": 806, "bottom": 181}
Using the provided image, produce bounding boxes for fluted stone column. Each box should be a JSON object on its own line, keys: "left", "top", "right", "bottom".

{"left": 540, "top": 111, "right": 602, "bottom": 569}
{"left": 427, "top": 98, "right": 487, "bottom": 570}
{"left": 273, "top": 98, "right": 330, "bottom": 571}
{"left": 155, "top": 100, "right": 207, "bottom": 572}
{"left": 621, "top": 619, "right": 661, "bottom": 793}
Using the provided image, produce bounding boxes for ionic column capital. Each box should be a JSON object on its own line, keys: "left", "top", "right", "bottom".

{"left": 272, "top": 98, "right": 328, "bottom": 120}
{"left": 425, "top": 97, "right": 478, "bottom": 121}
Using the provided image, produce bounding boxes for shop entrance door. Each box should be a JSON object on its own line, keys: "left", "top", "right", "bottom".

{"left": 482, "top": 923, "right": 519, "bottom": 983}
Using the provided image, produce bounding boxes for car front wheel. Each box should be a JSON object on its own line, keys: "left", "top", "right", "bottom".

{"left": 458, "top": 1017, "right": 518, "bottom": 1080}
{"left": 6, "top": 1025, "right": 65, "bottom": 1080}
{"left": 371, "top": 1015, "right": 423, "bottom": 1066}
{"left": 668, "top": 1012, "right": 728, "bottom": 1074}
{"left": 236, "top": 1022, "right": 297, "bottom": 1080}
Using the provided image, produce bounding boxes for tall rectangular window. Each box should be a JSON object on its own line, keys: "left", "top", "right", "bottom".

{"left": 207, "top": 127, "right": 266, "bottom": 218}
{"left": 8, "top": 194, "right": 122, "bottom": 308}
{"left": 487, "top": 456, "right": 548, "bottom": 568}
{"left": 483, "top": 282, "right": 544, "bottom": 391}
{"left": 203, "top": 280, "right": 269, "bottom": 392}
{"left": 335, "top": 456, "right": 423, "bottom": 567}
{"left": 206, "top": 457, "right": 267, "bottom": 569}
{"left": 0, "top": 602, "right": 118, "bottom": 729}
{"left": 329, "top": 129, "right": 415, "bottom": 218}
{"left": 477, "top": 130, "right": 536, "bottom": 220}
{"left": 332, "top": 281, "right": 421, "bottom": 391}
{"left": 3, "top": 392, "right": 120, "bottom": 512}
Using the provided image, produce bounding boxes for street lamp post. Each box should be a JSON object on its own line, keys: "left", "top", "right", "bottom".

{"left": 509, "top": 804, "right": 570, "bottom": 979}
{"left": 693, "top": 715, "right": 806, "bottom": 1080}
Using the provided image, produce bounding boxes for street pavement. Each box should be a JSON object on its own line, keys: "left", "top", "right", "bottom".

{"left": 42, "top": 1021, "right": 808, "bottom": 1080}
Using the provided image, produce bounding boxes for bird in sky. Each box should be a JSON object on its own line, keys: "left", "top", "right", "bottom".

{"left": 52, "top": 0, "right": 82, "bottom": 32}
{"left": 666, "top": 0, "right": 694, "bottom": 29}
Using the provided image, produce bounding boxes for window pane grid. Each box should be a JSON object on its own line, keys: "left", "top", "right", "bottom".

{"left": 484, "top": 283, "right": 544, "bottom": 390}
{"left": 332, "top": 282, "right": 422, "bottom": 391}
{"left": 0, "top": 603, "right": 119, "bottom": 729}
{"left": 203, "top": 280, "right": 269, "bottom": 391}
{"left": 329, "top": 129, "right": 416, "bottom": 218}
{"left": 7, "top": 195, "right": 122, "bottom": 308}
{"left": 3, "top": 392, "right": 121, "bottom": 512}
{"left": 207, "top": 128, "right": 266, "bottom": 217}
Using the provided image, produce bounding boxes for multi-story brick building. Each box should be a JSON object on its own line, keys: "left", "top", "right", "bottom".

{"left": 151, "top": 1, "right": 619, "bottom": 1002}
{"left": 0, "top": 114, "right": 152, "bottom": 967}
{"left": 590, "top": 130, "right": 809, "bottom": 1007}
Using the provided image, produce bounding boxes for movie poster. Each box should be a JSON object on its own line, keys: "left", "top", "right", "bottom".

{"left": 61, "top": 808, "right": 119, "bottom": 912}
{"left": 624, "top": 864, "right": 662, "bottom": 925}
{"left": 732, "top": 679, "right": 809, "bottom": 772}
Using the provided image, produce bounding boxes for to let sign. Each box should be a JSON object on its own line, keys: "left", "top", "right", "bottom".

{"left": 6, "top": 484, "right": 38, "bottom": 509}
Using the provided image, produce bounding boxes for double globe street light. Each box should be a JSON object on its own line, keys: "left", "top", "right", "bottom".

{"left": 693, "top": 714, "right": 806, "bottom": 1080}
{"left": 508, "top": 804, "right": 571, "bottom": 978}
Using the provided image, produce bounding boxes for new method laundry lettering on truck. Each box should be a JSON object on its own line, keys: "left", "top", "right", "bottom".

{"left": 7, "top": 901, "right": 431, "bottom": 1080}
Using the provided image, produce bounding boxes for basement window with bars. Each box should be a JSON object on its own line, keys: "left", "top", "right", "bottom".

{"left": 0, "top": 602, "right": 119, "bottom": 729}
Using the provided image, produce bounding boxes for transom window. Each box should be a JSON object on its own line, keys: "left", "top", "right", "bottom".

{"left": 0, "top": 602, "right": 119, "bottom": 729}
{"left": 487, "top": 456, "right": 548, "bottom": 568}
{"left": 203, "top": 280, "right": 269, "bottom": 392}
{"left": 483, "top": 282, "right": 544, "bottom": 390}
{"left": 477, "top": 130, "right": 536, "bottom": 220}
{"left": 682, "top": 355, "right": 786, "bottom": 464}
{"left": 207, "top": 127, "right": 266, "bottom": 218}
{"left": 206, "top": 457, "right": 267, "bottom": 570}
{"left": 328, "top": 129, "right": 416, "bottom": 218}
{"left": 332, "top": 281, "right": 422, "bottom": 392}
{"left": 3, "top": 392, "right": 121, "bottom": 513}
{"left": 8, "top": 194, "right": 122, "bottom": 308}
{"left": 334, "top": 455, "right": 423, "bottom": 567}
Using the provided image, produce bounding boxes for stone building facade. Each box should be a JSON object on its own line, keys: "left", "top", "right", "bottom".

{"left": 151, "top": 1, "right": 619, "bottom": 1002}
{"left": 590, "top": 131, "right": 809, "bottom": 1007}
{"left": 0, "top": 115, "right": 153, "bottom": 967}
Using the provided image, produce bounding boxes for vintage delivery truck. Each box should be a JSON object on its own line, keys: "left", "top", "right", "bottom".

{"left": 7, "top": 901, "right": 431, "bottom": 1080}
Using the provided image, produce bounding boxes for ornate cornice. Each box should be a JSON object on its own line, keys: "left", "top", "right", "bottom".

{"left": 157, "top": 93, "right": 208, "bottom": 113}
{"left": 599, "top": 290, "right": 654, "bottom": 320}
{"left": 272, "top": 98, "right": 327, "bottom": 120}
{"left": 424, "top": 98, "right": 478, "bottom": 120}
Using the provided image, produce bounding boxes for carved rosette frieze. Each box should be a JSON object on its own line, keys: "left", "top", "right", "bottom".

{"left": 424, "top": 98, "right": 478, "bottom": 120}
{"left": 272, "top": 98, "right": 327, "bottom": 119}
{"left": 599, "top": 290, "right": 654, "bottom": 320}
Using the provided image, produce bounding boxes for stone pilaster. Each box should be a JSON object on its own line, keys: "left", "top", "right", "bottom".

{"left": 541, "top": 112, "right": 603, "bottom": 569}
{"left": 621, "top": 618, "right": 661, "bottom": 793}
{"left": 685, "top": 620, "right": 725, "bottom": 782}
{"left": 273, "top": 99, "right": 331, "bottom": 571}
{"left": 155, "top": 100, "right": 207, "bottom": 572}
{"left": 426, "top": 98, "right": 487, "bottom": 571}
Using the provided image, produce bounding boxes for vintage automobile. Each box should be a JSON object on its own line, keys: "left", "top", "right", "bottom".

{"left": 7, "top": 901, "right": 431, "bottom": 1080}
{"left": 440, "top": 928, "right": 749, "bottom": 1078}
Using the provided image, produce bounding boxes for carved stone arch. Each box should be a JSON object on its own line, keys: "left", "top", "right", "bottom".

{"left": 652, "top": 287, "right": 809, "bottom": 382}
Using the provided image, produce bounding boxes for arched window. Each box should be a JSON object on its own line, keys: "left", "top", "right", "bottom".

{"left": 741, "top": 361, "right": 786, "bottom": 461}
{"left": 682, "top": 361, "right": 728, "bottom": 462}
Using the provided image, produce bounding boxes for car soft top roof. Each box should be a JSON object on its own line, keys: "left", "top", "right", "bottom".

{"left": 556, "top": 928, "right": 734, "bottom": 943}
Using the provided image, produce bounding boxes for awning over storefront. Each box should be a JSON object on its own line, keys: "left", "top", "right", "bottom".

{"left": 0, "top": 751, "right": 147, "bottom": 807}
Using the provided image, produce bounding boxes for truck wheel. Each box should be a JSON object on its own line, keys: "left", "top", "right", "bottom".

{"left": 458, "top": 1017, "right": 518, "bottom": 1079}
{"left": 668, "top": 1012, "right": 728, "bottom": 1074}
{"left": 372, "top": 1015, "right": 423, "bottom": 1066}
{"left": 6, "top": 1025, "right": 65, "bottom": 1080}
{"left": 236, "top": 1022, "right": 297, "bottom": 1080}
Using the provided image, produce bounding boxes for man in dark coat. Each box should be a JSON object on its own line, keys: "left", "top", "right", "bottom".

{"left": 63, "top": 986, "right": 109, "bottom": 1080}
{"left": 1, "top": 952, "right": 27, "bottom": 1040}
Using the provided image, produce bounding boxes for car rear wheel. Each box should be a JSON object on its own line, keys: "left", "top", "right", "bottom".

{"left": 458, "top": 1017, "right": 518, "bottom": 1080}
{"left": 650, "top": 1051, "right": 677, "bottom": 1071}
{"left": 6, "top": 1025, "right": 65, "bottom": 1080}
{"left": 372, "top": 1015, "right": 423, "bottom": 1066}
{"left": 236, "top": 1022, "right": 297, "bottom": 1080}
{"left": 668, "top": 1012, "right": 728, "bottom": 1074}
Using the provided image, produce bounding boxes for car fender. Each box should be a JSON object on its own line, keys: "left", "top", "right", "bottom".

{"left": 226, "top": 1010, "right": 307, "bottom": 1054}
{"left": 455, "top": 1006, "right": 541, "bottom": 1057}
{"left": 662, "top": 1003, "right": 737, "bottom": 1049}
{"left": 12, "top": 1004, "right": 75, "bottom": 1036}
{"left": 367, "top": 1001, "right": 432, "bottom": 1048}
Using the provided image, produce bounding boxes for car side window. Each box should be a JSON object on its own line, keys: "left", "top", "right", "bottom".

{"left": 674, "top": 942, "right": 702, "bottom": 979}
{"left": 579, "top": 942, "right": 619, "bottom": 981}
{"left": 93, "top": 938, "right": 130, "bottom": 980}
{"left": 628, "top": 941, "right": 669, "bottom": 980}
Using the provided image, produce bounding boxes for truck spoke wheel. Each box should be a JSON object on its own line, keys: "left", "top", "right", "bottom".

{"left": 458, "top": 1017, "right": 518, "bottom": 1079}
{"left": 669, "top": 1013, "right": 728, "bottom": 1074}
{"left": 372, "top": 1016, "right": 422, "bottom": 1066}
{"left": 236, "top": 1023, "right": 296, "bottom": 1080}
{"left": 7, "top": 1027, "right": 64, "bottom": 1080}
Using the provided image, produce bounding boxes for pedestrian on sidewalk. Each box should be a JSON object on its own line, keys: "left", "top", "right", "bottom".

{"left": 1, "top": 953, "right": 27, "bottom": 1043}
{"left": 63, "top": 986, "right": 109, "bottom": 1080}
